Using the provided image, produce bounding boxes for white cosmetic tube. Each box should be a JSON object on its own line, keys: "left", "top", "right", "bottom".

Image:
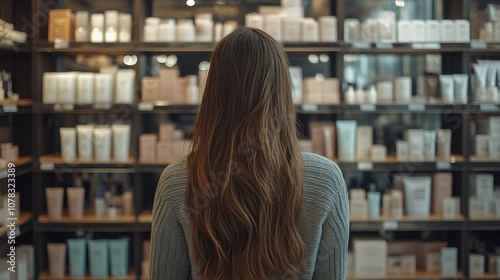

{"left": 397, "top": 140, "right": 409, "bottom": 161}
{"left": 76, "top": 73, "right": 94, "bottom": 104}
{"left": 94, "top": 73, "right": 113, "bottom": 104}
{"left": 473, "top": 63, "right": 488, "bottom": 102}
{"left": 93, "top": 126, "right": 112, "bottom": 163}
{"left": 487, "top": 62, "right": 499, "bottom": 102}
{"left": 76, "top": 125, "right": 93, "bottom": 162}
{"left": 436, "top": 129, "right": 452, "bottom": 160}
{"left": 367, "top": 191, "right": 381, "bottom": 220}
{"left": 336, "top": 120, "right": 357, "bottom": 162}
{"left": 47, "top": 243, "right": 67, "bottom": 278}
{"left": 115, "top": 69, "right": 135, "bottom": 104}
{"left": 57, "top": 72, "right": 77, "bottom": 104}
{"left": 67, "top": 187, "right": 85, "bottom": 219}
{"left": 345, "top": 86, "right": 356, "bottom": 104}
{"left": 439, "top": 75, "right": 454, "bottom": 104}
{"left": 453, "top": 74, "right": 468, "bottom": 104}
{"left": 43, "top": 72, "right": 59, "bottom": 104}
{"left": 394, "top": 76, "right": 412, "bottom": 103}
{"left": 112, "top": 124, "right": 131, "bottom": 163}
{"left": 75, "top": 11, "right": 89, "bottom": 42}
{"left": 176, "top": 19, "right": 196, "bottom": 42}
{"left": 118, "top": 13, "right": 132, "bottom": 42}
{"left": 403, "top": 176, "right": 432, "bottom": 217}
{"left": 60, "top": 127, "right": 77, "bottom": 162}
{"left": 45, "top": 188, "right": 64, "bottom": 220}
{"left": 423, "top": 130, "right": 436, "bottom": 161}
{"left": 104, "top": 10, "right": 119, "bottom": 42}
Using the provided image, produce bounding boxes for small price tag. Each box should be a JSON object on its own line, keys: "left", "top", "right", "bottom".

{"left": 408, "top": 104, "right": 425, "bottom": 111}
{"left": 436, "top": 161, "right": 451, "bottom": 170}
{"left": 375, "top": 43, "right": 393, "bottom": 49}
{"left": 40, "top": 162, "right": 55, "bottom": 171}
{"left": 480, "top": 104, "right": 498, "bottom": 112}
{"left": 138, "top": 102, "right": 154, "bottom": 111}
{"left": 352, "top": 42, "right": 371, "bottom": 49}
{"left": 411, "top": 43, "right": 440, "bottom": 49}
{"left": 357, "top": 162, "right": 374, "bottom": 171}
{"left": 301, "top": 104, "right": 318, "bottom": 112}
{"left": 383, "top": 221, "right": 399, "bottom": 230}
{"left": 54, "top": 104, "right": 74, "bottom": 111}
{"left": 470, "top": 41, "right": 487, "bottom": 49}
{"left": 0, "top": 169, "right": 7, "bottom": 179}
{"left": 2, "top": 104, "right": 18, "bottom": 113}
{"left": 360, "top": 104, "right": 376, "bottom": 111}
{"left": 93, "top": 103, "right": 112, "bottom": 110}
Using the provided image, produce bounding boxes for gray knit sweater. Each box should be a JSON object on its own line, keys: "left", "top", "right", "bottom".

{"left": 150, "top": 152, "right": 349, "bottom": 280}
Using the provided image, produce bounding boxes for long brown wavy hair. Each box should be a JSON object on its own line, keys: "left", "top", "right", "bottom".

{"left": 187, "top": 27, "right": 306, "bottom": 279}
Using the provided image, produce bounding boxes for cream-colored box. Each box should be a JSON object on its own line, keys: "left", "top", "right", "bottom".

{"left": 353, "top": 239, "right": 387, "bottom": 278}
{"left": 426, "top": 251, "right": 441, "bottom": 273}
{"left": 411, "top": 20, "right": 427, "bottom": 42}
{"left": 265, "top": 15, "right": 283, "bottom": 41}
{"left": 159, "top": 123, "right": 175, "bottom": 142}
{"left": 140, "top": 134, "right": 157, "bottom": 162}
{"left": 476, "top": 135, "right": 490, "bottom": 157}
{"left": 309, "top": 122, "right": 335, "bottom": 157}
{"left": 350, "top": 189, "right": 366, "bottom": 200}
{"left": 397, "top": 20, "right": 412, "bottom": 42}
{"left": 454, "top": 19, "right": 470, "bottom": 42}
{"left": 371, "top": 145, "right": 387, "bottom": 161}
{"left": 406, "top": 129, "right": 425, "bottom": 161}
{"left": 319, "top": 16, "right": 337, "bottom": 42}
{"left": 322, "top": 78, "right": 340, "bottom": 104}
{"left": 441, "top": 20, "right": 455, "bottom": 42}
{"left": 356, "top": 126, "right": 373, "bottom": 160}
{"left": 470, "top": 254, "right": 485, "bottom": 276}
{"left": 441, "top": 247, "right": 458, "bottom": 276}
{"left": 470, "top": 197, "right": 484, "bottom": 218}
{"left": 470, "top": 173, "right": 494, "bottom": 199}
{"left": 387, "top": 255, "right": 402, "bottom": 276}
{"left": 432, "top": 173, "right": 452, "bottom": 215}
{"left": 157, "top": 141, "right": 173, "bottom": 161}
{"left": 301, "top": 18, "right": 319, "bottom": 42}
{"left": 303, "top": 78, "right": 322, "bottom": 96}
{"left": 158, "top": 68, "right": 180, "bottom": 102}
{"left": 401, "top": 254, "right": 416, "bottom": 275}
{"left": 283, "top": 17, "right": 301, "bottom": 42}
{"left": 49, "top": 9, "right": 74, "bottom": 42}
{"left": 426, "top": 20, "right": 440, "bottom": 42}
{"left": 141, "top": 77, "right": 160, "bottom": 102}
{"left": 350, "top": 199, "right": 368, "bottom": 219}
{"left": 443, "top": 197, "right": 457, "bottom": 219}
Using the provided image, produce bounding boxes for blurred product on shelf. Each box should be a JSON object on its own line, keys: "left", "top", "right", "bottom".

{"left": 473, "top": 60, "right": 500, "bottom": 103}
{"left": 475, "top": 116, "right": 500, "bottom": 158}
{"left": 142, "top": 240, "right": 151, "bottom": 279}
{"left": 0, "top": 18, "right": 27, "bottom": 44}
{"left": 0, "top": 70, "right": 20, "bottom": 102}
{"left": 469, "top": 173, "right": 500, "bottom": 219}
{"left": 353, "top": 239, "right": 388, "bottom": 277}
{"left": 47, "top": 243, "right": 67, "bottom": 277}
{"left": 0, "top": 142, "right": 19, "bottom": 165}
{"left": 0, "top": 245, "right": 34, "bottom": 280}
{"left": 140, "top": 123, "right": 190, "bottom": 162}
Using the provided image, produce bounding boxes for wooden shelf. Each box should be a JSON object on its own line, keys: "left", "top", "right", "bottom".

{"left": 350, "top": 214, "right": 465, "bottom": 223}
{"left": 0, "top": 156, "right": 33, "bottom": 179}
{"left": 138, "top": 210, "right": 152, "bottom": 223}
{"left": 469, "top": 274, "right": 500, "bottom": 279}
{"left": 470, "top": 156, "right": 500, "bottom": 162}
{"left": 38, "top": 213, "right": 135, "bottom": 224}
{"left": 39, "top": 155, "right": 135, "bottom": 165}
{"left": 347, "top": 271, "right": 463, "bottom": 280}
{"left": 39, "top": 270, "right": 135, "bottom": 280}
{"left": 0, "top": 212, "right": 33, "bottom": 236}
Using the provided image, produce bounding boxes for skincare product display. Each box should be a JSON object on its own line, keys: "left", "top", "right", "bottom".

{"left": 474, "top": 116, "right": 500, "bottom": 158}
{"left": 309, "top": 122, "right": 336, "bottom": 159}
{"left": 473, "top": 60, "right": 500, "bottom": 103}
{"left": 48, "top": 9, "right": 132, "bottom": 42}
{"left": 141, "top": 67, "right": 203, "bottom": 104}
{"left": 0, "top": 142, "right": 19, "bottom": 165}
{"left": 399, "top": 128, "right": 452, "bottom": 162}
{"left": 94, "top": 173, "right": 134, "bottom": 218}
{"left": 353, "top": 239, "right": 388, "bottom": 278}
{"left": 43, "top": 69, "right": 136, "bottom": 105}
{"left": 302, "top": 77, "right": 340, "bottom": 104}
{"left": 0, "top": 18, "right": 27, "bottom": 43}
{"left": 60, "top": 123, "right": 132, "bottom": 163}
{"left": 140, "top": 123, "right": 191, "bottom": 162}
{"left": 142, "top": 240, "right": 151, "bottom": 279}
{"left": 0, "top": 70, "right": 20, "bottom": 102}
{"left": 469, "top": 173, "right": 500, "bottom": 219}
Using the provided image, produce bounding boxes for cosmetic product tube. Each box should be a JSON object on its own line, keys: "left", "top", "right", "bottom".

{"left": 397, "top": 140, "right": 409, "bottom": 161}
{"left": 43, "top": 72, "right": 59, "bottom": 104}
{"left": 345, "top": 85, "right": 356, "bottom": 104}
{"left": 382, "top": 193, "right": 392, "bottom": 217}
{"left": 94, "top": 73, "right": 113, "bottom": 104}
{"left": 439, "top": 75, "right": 454, "bottom": 104}
{"left": 90, "top": 14, "right": 104, "bottom": 43}
{"left": 67, "top": 187, "right": 85, "bottom": 219}
{"left": 195, "top": 19, "right": 214, "bottom": 42}
{"left": 391, "top": 190, "right": 403, "bottom": 219}
{"left": 487, "top": 62, "right": 499, "bottom": 102}
{"left": 336, "top": 120, "right": 357, "bottom": 162}
{"left": 76, "top": 125, "right": 93, "bottom": 162}
{"left": 394, "top": 76, "right": 412, "bottom": 103}
{"left": 67, "top": 238, "right": 86, "bottom": 278}
{"left": 47, "top": 243, "right": 66, "bottom": 278}
{"left": 57, "top": 72, "right": 77, "bottom": 104}
{"left": 376, "top": 81, "right": 393, "bottom": 103}
{"left": 45, "top": 188, "right": 64, "bottom": 220}
{"left": 403, "top": 176, "right": 432, "bottom": 217}
{"left": 436, "top": 129, "right": 452, "bottom": 160}
{"left": 355, "top": 87, "right": 364, "bottom": 104}
{"left": 104, "top": 10, "right": 119, "bottom": 42}
{"left": 76, "top": 72, "right": 94, "bottom": 104}
{"left": 109, "top": 238, "right": 129, "bottom": 277}
{"left": 88, "top": 239, "right": 109, "bottom": 278}
{"left": 115, "top": 69, "right": 135, "bottom": 104}
{"left": 473, "top": 63, "right": 488, "bottom": 102}
{"left": 453, "top": 74, "right": 468, "bottom": 104}
{"left": 423, "top": 130, "right": 437, "bottom": 161}
{"left": 60, "top": 127, "right": 77, "bottom": 162}
{"left": 367, "top": 190, "right": 381, "bottom": 220}
{"left": 364, "top": 85, "right": 377, "bottom": 104}
{"left": 344, "top": 19, "right": 360, "bottom": 42}
{"left": 118, "top": 14, "right": 132, "bottom": 42}
{"left": 112, "top": 124, "right": 131, "bottom": 163}
{"left": 93, "top": 126, "right": 112, "bottom": 163}
{"left": 75, "top": 11, "right": 89, "bottom": 42}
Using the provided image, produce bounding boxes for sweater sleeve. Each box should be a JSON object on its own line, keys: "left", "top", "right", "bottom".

{"left": 150, "top": 166, "right": 192, "bottom": 279}
{"left": 313, "top": 162, "right": 350, "bottom": 280}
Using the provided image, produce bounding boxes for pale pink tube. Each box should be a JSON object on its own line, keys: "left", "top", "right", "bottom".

{"left": 45, "top": 188, "right": 64, "bottom": 220}
{"left": 47, "top": 243, "right": 67, "bottom": 278}
{"left": 67, "top": 187, "right": 85, "bottom": 219}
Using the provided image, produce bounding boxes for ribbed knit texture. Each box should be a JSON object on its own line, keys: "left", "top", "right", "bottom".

{"left": 150, "top": 152, "right": 349, "bottom": 280}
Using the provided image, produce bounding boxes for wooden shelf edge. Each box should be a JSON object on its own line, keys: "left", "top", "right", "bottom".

{"left": 39, "top": 270, "right": 135, "bottom": 280}
{"left": 0, "top": 212, "right": 33, "bottom": 236}
{"left": 38, "top": 214, "right": 136, "bottom": 224}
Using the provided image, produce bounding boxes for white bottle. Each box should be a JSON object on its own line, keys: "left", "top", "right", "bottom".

{"left": 75, "top": 11, "right": 89, "bottom": 42}
{"left": 365, "top": 85, "right": 377, "bottom": 104}
{"left": 214, "top": 22, "right": 223, "bottom": 42}
{"left": 355, "top": 87, "right": 364, "bottom": 104}
{"left": 144, "top": 17, "right": 161, "bottom": 42}
{"left": 185, "top": 75, "right": 199, "bottom": 104}
{"left": 176, "top": 19, "right": 195, "bottom": 42}
{"left": 158, "top": 19, "right": 176, "bottom": 42}
{"left": 345, "top": 85, "right": 356, "bottom": 104}
{"left": 195, "top": 19, "right": 214, "bottom": 42}
{"left": 90, "top": 14, "right": 105, "bottom": 43}
{"left": 104, "top": 10, "right": 119, "bottom": 42}
{"left": 118, "top": 13, "right": 132, "bottom": 42}
{"left": 301, "top": 18, "right": 319, "bottom": 42}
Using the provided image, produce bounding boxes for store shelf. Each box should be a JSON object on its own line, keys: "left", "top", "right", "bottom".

{"left": 0, "top": 39, "right": 31, "bottom": 53}
{"left": 138, "top": 210, "right": 152, "bottom": 224}
{"left": 0, "top": 99, "right": 32, "bottom": 114}
{"left": 282, "top": 42, "right": 343, "bottom": 53}
{"left": 469, "top": 218, "right": 500, "bottom": 231}
{"left": 34, "top": 41, "right": 137, "bottom": 54}
{"left": 0, "top": 156, "right": 33, "bottom": 179}
{"left": 350, "top": 215, "right": 465, "bottom": 231}
{"left": 469, "top": 156, "right": 500, "bottom": 171}
{"left": 37, "top": 155, "right": 135, "bottom": 173}
{"left": 39, "top": 270, "right": 136, "bottom": 280}
{"left": 344, "top": 42, "right": 469, "bottom": 54}
{"left": 469, "top": 274, "right": 500, "bottom": 279}
{"left": 37, "top": 213, "right": 136, "bottom": 232}
{"left": 137, "top": 160, "right": 173, "bottom": 172}
{"left": 137, "top": 42, "right": 216, "bottom": 53}
{"left": 335, "top": 155, "right": 464, "bottom": 172}
{"left": 137, "top": 103, "right": 199, "bottom": 114}
{"left": 343, "top": 103, "right": 472, "bottom": 114}
{"left": 0, "top": 212, "right": 33, "bottom": 241}
{"left": 347, "top": 271, "right": 463, "bottom": 280}
{"left": 33, "top": 103, "right": 137, "bottom": 114}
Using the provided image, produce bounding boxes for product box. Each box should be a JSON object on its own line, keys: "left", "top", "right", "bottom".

{"left": 415, "top": 242, "right": 448, "bottom": 270}
{"left": 401, "top": 254, "right": 416, "bottom": 275}
{"left": 49, "top": 9, "right": 74, "bottom": 42}
{"left": 470, "top": 254, "right": 485, "bottom": 276}
{"left": 397, "top": 20, "right": 412, "bottom": 42}
{"left": 483, "top": 198, "right": 496, "bottom": 217}
{"left": 441, "top": 20, "right": 455, "bottom": 42}
{"left": 441, "top": 247, "right": 458, "bottom": 276}
{"left": 470, "top": 173, "right": 494, "bottom": 199}
{"left": 405, "top": 129, "right": 425, "bottom": 161}
{"left": 387, "top": 255, "right": 401, "bottom": 276}
{"left": 356, "top": 126, "right": 373, "bottom": 160}
{"left": 426, "top": 20, "right": 440, "bottom": 42}
{"left": 454, "top": 20, "right": 470, "bottom": 42}
{"left": 283, "top": 17, "right": 301, "bottom": 42}
{"left": 426, "top": 251, "right": 441, "bottom": 273}
{"left": 159, "top": 123, "right": 175, "bottom": 142}
{"left": 411, "top": 20, "right": 426, "bottom": 42}
{"left": 476, "top": 135, "right": 490, "bottom": 157}
{"left": 157, "top": 141, "right": 173, "bottom": 161}
{"left": 319, "top": 16, "right": 337, "bottom": 42}
{"left": 353, "top": 239, "right": 387, "bottom": 278}
{"left": 141, "top": 77, "right": 160, "bottom": 102}
{"left": 350, "top": 189, "right": 366, "bottom": 200}
{"left": 309, "top": 122, "right": 335, "bottom": 158}
{"left": 322, "top": 78, "right": 340, "bottom": 104}
{"left": 350, "top": 199, "right": 368, "bottom": 219}
{"left": 371, "top": 145, "right": 387, "bottom": 161}
{"left": 264, "top": 15, "right": 282, "bottom": 41}
{"left": 158, "top": 68, "right": 180, "bottom": 102}
{"left": 443, "top": 197, "right": 458, "bottom": 219}
{"left": 470, "top": 197, "right": 484, "bottom": 218}
{"left": 139, "top": 134, "right": 157, "bottom": 162}
{"left": 432, "top": 173, "right": 453, "bottom": 215}
{"left": 490, "top": 137, "right": 500, "bottom": 158}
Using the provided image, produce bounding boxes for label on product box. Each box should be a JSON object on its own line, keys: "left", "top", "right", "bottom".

{"left": 480, "top": 104, "right": 499, "bottom": 112}
{"left": 436, "top": 161, "right": 451, "bottom": 170}
{"left": 352, "top": 42, "right": 371, "bottom": 49}
{"left": 301, "top": 104, "right": 318, "bottom": 112}
{"left": 470, "top": 41, "right": 487, "bottom": 49}
{"left": 93, "top": 103, "right": 112, "bottom": 110}
{"left": 357, "top": 162, "right": 373, "bottom": 170}
{"left": 53, "top": 104, "right": 74, "bottom": 111}
{"left": 360, "top": 104, "right": 376, "bottom": 111}
{"left": 375, "top": 43, "right": 393, "bottom": 49}
{"left": 2, "top": 104, "right": 18, "bottom": 113}
{"left": 408, "top": 104, "right": 425, "bottom": 111}
{"left": 0, "top": 169, "right": 7, "bottom": 179}
{"left": 383, "top": 221, "right": 398, "bottom": 230}
{"left": 411, "top": 43, "right": 440, "bottom": 49}
{"left": 40, "top": 162, "right": 55, "bottom": 171}
{"left": 138, "top": 102, "right": 154, "bottom": 111}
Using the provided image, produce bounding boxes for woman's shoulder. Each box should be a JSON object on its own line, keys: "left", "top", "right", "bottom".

{"left": 301, "top": 152, "right": 343, "bottom": 181}
{"left": 156, "top": 157, "right": 189, "bottom": 201}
